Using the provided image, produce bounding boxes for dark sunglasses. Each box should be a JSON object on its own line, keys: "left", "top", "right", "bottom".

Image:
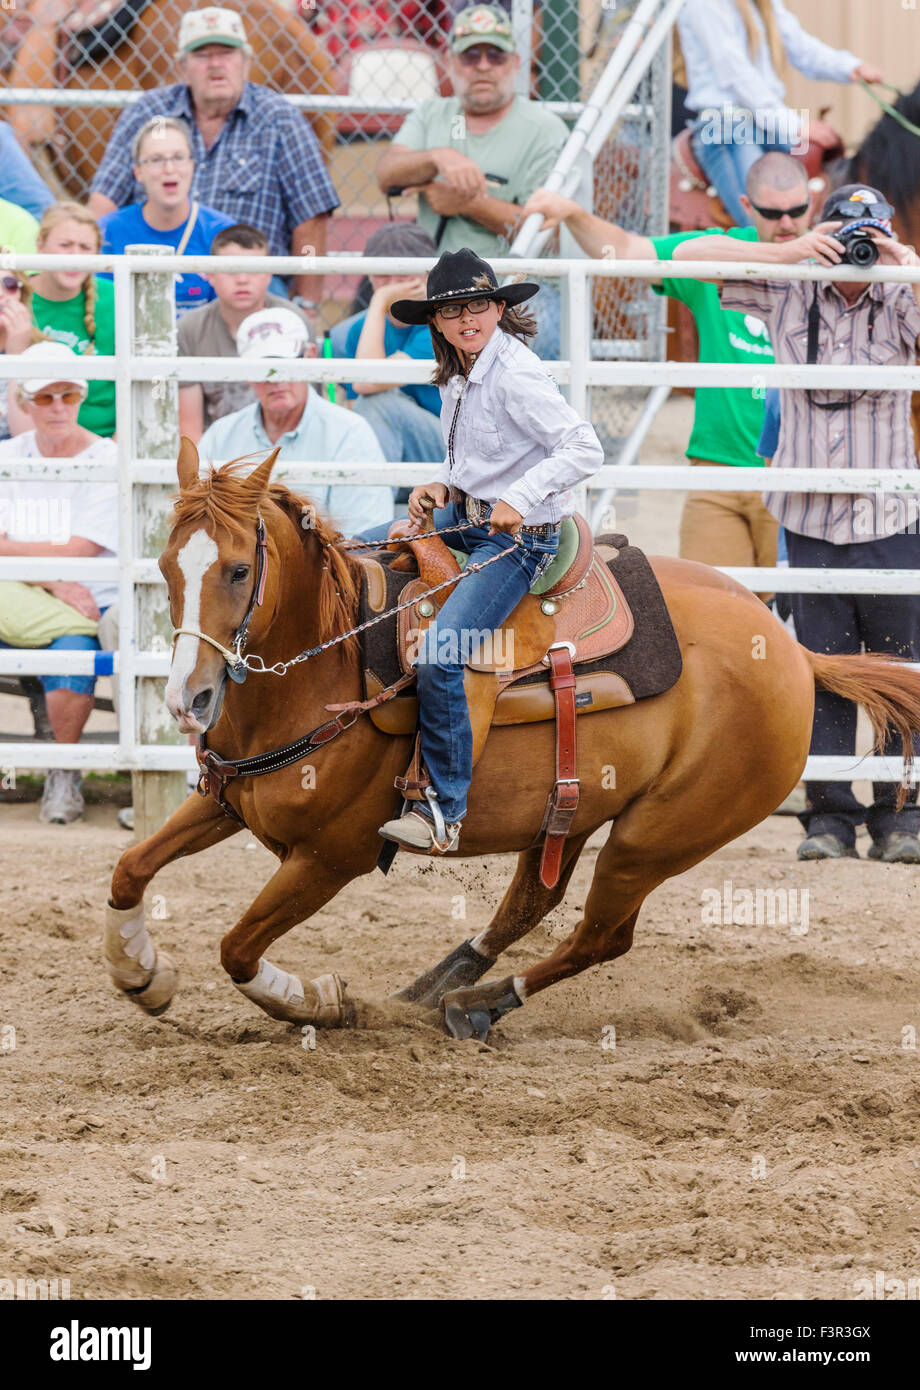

{"left": 1, "top": 275, "right": 22, "bottom": 293}
{"left": 750, "top": 200, "right": 810, "bottom": 221}
{"left": 458, "top": 46, "right": 511, "bottom": 67}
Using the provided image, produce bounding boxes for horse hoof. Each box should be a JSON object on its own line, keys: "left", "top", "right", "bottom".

{"left": 124, "top": 951, "right": 178, "bottom": 1016}
{"left": 443, "top": 1000, "right": 492, "bottom": 1042}
{"left": 311, "top": 973, "right": 355, "bottom": 1029}
{"left": 441, "top": 977, "right": 523, "bottom": 1042}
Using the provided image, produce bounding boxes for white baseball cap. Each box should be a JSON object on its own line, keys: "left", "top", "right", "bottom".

{"left": 19, "top": 342, "right": 88, "bottom": 398}
{"left": 236, "top": 308, "right": 310, "bottom": 359}
{"left": 178, "top": 7, "right": 248, "bottom": 54}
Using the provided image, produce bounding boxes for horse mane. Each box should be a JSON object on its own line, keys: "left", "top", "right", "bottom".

{"left": 171, "top": 459, "right": 364, "bottom": 661}
{"left": 848, "top": 81, "right": 920, "bottom": 218}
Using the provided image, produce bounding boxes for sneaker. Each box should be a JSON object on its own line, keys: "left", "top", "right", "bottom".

{"left": 117, "top": 806, "right": 135, "bottom": 831}
{"left": 797, "top": 833, "right": 858, "bottom": 861}
{"left": 378, "top": 808, "right": 460, "bottom": 854}
{"left": 867, "top": 831, "right": 920, "bottom": 864}
{"left": 39, "top": 769, "right": 84, "bottom": 825}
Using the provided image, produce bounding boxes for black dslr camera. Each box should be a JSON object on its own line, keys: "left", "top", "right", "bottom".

{"left": 824, "top": 188, "right": 896, "bottom": 269}
{"left": 836, "top": 222, "right": 880, "bottom": 269}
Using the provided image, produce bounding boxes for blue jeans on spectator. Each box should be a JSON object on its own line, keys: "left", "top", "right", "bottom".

{"left": 531, "top": 279, "right": 561, "bottom": 363}
{"left": 0, "top": 618, "right": 107, "bottom": 698}
{"left": 0, "top": 122, "right": 54, "bottom": 220}
{"left": 351, "top": 391, "right": 444, "bottom": 471}
{"left": 690, "top": 114, "right": 792, "bottom": 227}
{"left": 369, "top": 499, "right": 558, "bottom": 823}
{"left": 786, "top": 527, "right": 920, "bottom": 846}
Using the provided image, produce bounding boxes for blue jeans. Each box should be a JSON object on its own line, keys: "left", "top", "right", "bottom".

{"left": 690, "top": 115, "right": 792, "bottom": 227}
{"left": 386, "top": 500, "right": 559, "bottom": 822}
{"left": 531, "top": 279, "right": 561, "bottom": 363}
{"left": 351, "top": 391, "right": 444, "bottom": 466}
{"left": 0, "top": 619, "right": 107, "bottom": 697}
{"left": 0, "top": 122, "right": 54, "bottom": 220}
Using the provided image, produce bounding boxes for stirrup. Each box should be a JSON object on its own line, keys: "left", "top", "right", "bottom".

{"left": 378, "top": 795, "right": 461, "bottom": 855}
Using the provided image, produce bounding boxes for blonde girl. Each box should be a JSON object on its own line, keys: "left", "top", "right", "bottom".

{"left": 29, "top": 202, "right": 116, "bottom": 437}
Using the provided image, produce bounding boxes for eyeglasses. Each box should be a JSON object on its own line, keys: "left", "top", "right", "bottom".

{"left": 137, "top": 154, "right": 193, "bottom": 168}
{"left": 436, "top": 296, "right": 495, "bottom": 319}
{"left": 0, "top": 275, "right": 22, "bottom": 293}
{"left": 457, "top": 46, "right": 511, "bottom": 67}
{"left": 750, "top": 200, "right": 810, "bottom": 221}
{"left": 26, "top": 389, "right": 84, "bottom": 406}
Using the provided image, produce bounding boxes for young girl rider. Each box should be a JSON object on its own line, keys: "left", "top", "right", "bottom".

{"left": 378, "top": 247, "right": 604, "bottom": 854}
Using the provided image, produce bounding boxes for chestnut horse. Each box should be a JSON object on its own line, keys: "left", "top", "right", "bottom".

{"left": 104, "top": 441, "right": 920, "bottom": 1042}
{"left": 3, "top": 0, "right": 337, "bottom": 200}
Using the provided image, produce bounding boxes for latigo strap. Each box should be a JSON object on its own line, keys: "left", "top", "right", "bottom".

{"left": 538, "top": 644, "right": 580, "bottom": 890}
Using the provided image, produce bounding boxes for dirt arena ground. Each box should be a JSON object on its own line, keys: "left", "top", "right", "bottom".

{"left": 2, "top": 401, "right": 918, "bottom": 1301}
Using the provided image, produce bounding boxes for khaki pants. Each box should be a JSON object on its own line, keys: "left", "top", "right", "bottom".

{"left": 679, "top": 460, "right": 778, "bottom": 599}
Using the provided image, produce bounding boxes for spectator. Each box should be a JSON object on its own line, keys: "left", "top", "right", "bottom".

{"left": 0, "top": 344, "right": 118, "bottom": 825}
{"left": 29, "top": 203, "right": 116, "bottom": 439}
{"left": 198, "top": 308, "right": 393, "bottom": 536}
{"left": 335, "top": 223, "right": 443, "bottom": 474}
{"left": 178, "top": 223, "right": 313, "bottom": 440}
{"left": 376, "top": 3, "right": 567, "bottom": 359}
{"left": 88, "top": 7, "right": 339, "bottom": 314}
{"left": 678, "top": 0, "right": 879, "bottom": 226}
{"left": 1, "top": 269, "right": 45, "bottom": 441}
{"left": 523, "top": 151, "right": 821, "bottom": 591}
{"left": 0, "top": 121, "right": 54, "bottom": 221}
{"left": 0, "top": 193, "right": 39, "bottom": 257}
{"left": 678, "top": 184, "right": 920, "bottom": 863}
{"left": 98, "top": 116, "right": 235, "bottom": 320}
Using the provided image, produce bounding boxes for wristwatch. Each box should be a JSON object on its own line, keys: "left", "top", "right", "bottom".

{"left": 291, "top": 295, "right": 320, "bottom": 314}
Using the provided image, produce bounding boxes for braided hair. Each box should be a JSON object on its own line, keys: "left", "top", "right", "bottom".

{"left": 36, "top": 201, "right": 102, "bottom": 352}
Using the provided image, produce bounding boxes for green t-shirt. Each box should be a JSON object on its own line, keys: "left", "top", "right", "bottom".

{"left": 651, "top": 226, "right": 772, "bottom": 467}
{"left": 394, "top": 96, "right": 568, "bottom": 256}
{"left": 30, "top": 276, "right": 116, "bottom": 437}
{"left": 0, "top": 196, "right": 38, "bottom": 256}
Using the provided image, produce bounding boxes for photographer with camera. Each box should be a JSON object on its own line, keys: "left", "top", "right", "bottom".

{"left": 675, "top": 186, "right": 920, "bottom": 864}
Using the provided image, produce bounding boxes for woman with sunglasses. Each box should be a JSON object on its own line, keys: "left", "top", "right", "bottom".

{"left": 678, "top": 0, "right": 880, "bottom": 227}
{"left": 377, "top": 248, "right": 604, "bottom": 855}
{"left": 0, "top": 269, "right": 46, "bottom": 441}
{"left": 0, "top": 343, "right": 118, "bottom": 825}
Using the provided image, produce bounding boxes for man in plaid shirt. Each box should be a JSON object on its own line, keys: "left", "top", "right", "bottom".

{"left": 88, "top": 7, "right": 339, "bottom": 316}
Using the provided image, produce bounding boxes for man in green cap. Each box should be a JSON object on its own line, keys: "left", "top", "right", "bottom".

{"left": 376, "top": 3, "right": 566, "bottom": 357}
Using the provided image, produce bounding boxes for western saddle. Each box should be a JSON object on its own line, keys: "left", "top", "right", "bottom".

{"left": 347, "top": 514, "right": 637, "bottom": 886}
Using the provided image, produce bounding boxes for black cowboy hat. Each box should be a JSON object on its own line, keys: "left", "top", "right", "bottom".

{"left": 390, "top": 247, "right": 539, "bottom": 326}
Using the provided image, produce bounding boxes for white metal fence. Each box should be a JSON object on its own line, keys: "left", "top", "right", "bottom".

{"left": 2, "top": 250, "right": 920, "bottom": 786}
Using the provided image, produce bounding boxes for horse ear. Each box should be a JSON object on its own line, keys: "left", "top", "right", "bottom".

{"left": 245, "top": 446, "right": 281, "bottom": 500}
{"left": 176, "top": 436, "right": 200, "bottom": 492}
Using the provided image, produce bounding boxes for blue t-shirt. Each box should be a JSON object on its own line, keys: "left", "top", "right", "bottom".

{"left": 98, "top": 202, "right": 235, "bottom": 318}
{"left": 756, "top": 387, "right": 781, "bottom": 460}
{"left": 343, "top": 314, "right": 440, "bottom": 416}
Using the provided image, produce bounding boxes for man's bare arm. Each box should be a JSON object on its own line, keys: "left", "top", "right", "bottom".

{"left": 376, "top": 145, "right": 488, "bottom": 199}
{"left": 291, "top": 214, "right": 329, "bottom": 303}
{"left": 674, "top": 224, "right": 846, "bottom": 281}
{"left": 519, "top": 190, "right": 655, "bottom": 262}
{"left": 178, "top": 384, "right": 205, "bottom": 443}
{"left": 88, "top": 192, "right": 117, "bottom": 219}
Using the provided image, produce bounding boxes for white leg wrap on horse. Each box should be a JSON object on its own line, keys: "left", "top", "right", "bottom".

{"left": 234, "top": 958, "right": 350, "bottom": 1027}
{"left": 103, "top": 901, "right": 177, "bottom": 1014}
{"left": 513, "top": 975, "right": 529, "bottom": 1001}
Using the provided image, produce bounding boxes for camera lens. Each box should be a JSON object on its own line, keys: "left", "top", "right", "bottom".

{"left": 844, "top": 235, "right": 879, "bottom": 269}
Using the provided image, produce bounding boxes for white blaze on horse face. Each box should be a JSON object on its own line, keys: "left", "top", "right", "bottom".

{"left": 166, "top": 527, "right": 219, "bottom": 719}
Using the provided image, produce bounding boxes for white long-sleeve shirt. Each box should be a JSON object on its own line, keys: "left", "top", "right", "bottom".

{"left": 435, "top": 328, "right": 604, "bottom": 525}
{"left": 678, "top": 0, "right": 860, "bottom": 142}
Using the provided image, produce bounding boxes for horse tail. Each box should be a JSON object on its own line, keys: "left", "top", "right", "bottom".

{"left": 807, "top": 651, "right": 920, "bottom": 805}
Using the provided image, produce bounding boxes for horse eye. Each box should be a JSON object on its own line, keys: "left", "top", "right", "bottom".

{"left": 231, "top": 565, "right": 250, "bottom": 583}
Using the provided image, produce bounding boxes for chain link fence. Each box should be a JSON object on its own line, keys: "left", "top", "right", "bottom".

{"left": 2, "top": 0, "right": 670, "bottom": 449}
